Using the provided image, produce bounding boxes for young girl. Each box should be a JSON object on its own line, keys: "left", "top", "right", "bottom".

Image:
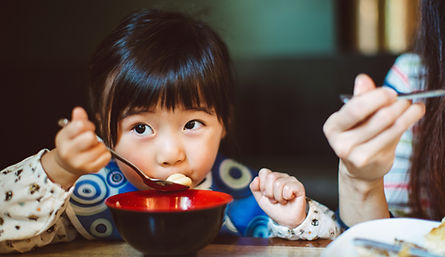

{"left": 323, "top": 0, "right": 443, "bottom": 228}
{"left": 0, "top": 9, "right": 339, "bottom": 253}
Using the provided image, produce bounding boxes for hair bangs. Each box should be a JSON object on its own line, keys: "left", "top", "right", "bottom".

{"left": 111, "top": 56, "right": 221, "bottom": 118}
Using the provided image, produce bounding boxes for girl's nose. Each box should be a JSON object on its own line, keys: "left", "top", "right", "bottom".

{"left": 156, "top": 136, "right": 185, "bottom": 167}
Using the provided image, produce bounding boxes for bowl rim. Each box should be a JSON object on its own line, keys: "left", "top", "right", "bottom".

{"left": 105, "top": 189, "right": 233, "bottom": 213}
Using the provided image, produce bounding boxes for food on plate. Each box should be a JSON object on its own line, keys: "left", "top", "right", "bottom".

{"left": 354, "top": 238, "right": 424, "bottom": 257}
{"left": 166, "top": 173, "right": 192, "bottom": 187}
{"left": 424, "top": 218, "right": 445, "bottom": 255}
{"left": 353, "top": 218, "right": 445, "bottom": 257}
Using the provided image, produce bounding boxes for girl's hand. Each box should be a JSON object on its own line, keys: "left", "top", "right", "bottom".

{"left": 249, "top": 168, "right": 306, "bottom": 228}
{"left": 42, "top": 107, "right": 111, "bottom": 189}
{"left": 323, "top": 74, "right": 425, "bottom": 187}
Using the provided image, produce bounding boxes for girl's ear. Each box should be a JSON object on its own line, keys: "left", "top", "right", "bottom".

{"left": 221, "top": 120, "right": 229, "bottom": 139}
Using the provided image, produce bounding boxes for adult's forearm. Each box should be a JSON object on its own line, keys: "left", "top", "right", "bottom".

{"left": 338, "top": 171, "right": 390, "bottom": 227}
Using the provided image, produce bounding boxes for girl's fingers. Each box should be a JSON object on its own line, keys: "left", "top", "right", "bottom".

{"left": 83, "top": 149, "right": 111, "bottom": 173}
{"left": 258, "top": 168, "right": 272, "bottom": 193}
{"left": 57, "top": 107, "right": 94, "bottom": 141}
{"left": 261, "top": 170, "right": 294, "bottom": 201}
{"left": 263, "top": 171, "right": 286, "bottom": 199}
{"left": 67, "top": 130, "right": 100, "bottom": 152}
{"left": 249, "top": 176, "right": 260, "bottom": 192}
{"left": 254, "top": 169, "right": 306, "bottom": 206}
{"left": 56, "top": 130, "right": 99, "bottom": 161}
{"left": 64, "top": 142, "right": 110, "bottom": 173}
{"left": 58, "top": 119, "right": 96, "bottom": 141}
{"left": 272, "top": 177, "right": 289, "bottom": 203}
{"left": 283, "top": 179, "right": 305, "bottom": 200}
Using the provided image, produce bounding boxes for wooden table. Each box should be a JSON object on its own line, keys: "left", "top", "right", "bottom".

{"left": 5, "top": 236, "right": 331, "bottom": 257}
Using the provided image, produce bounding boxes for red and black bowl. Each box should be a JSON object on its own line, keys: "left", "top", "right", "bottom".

{"left": 105, "top": 189, "right": 233, "bottom": 256}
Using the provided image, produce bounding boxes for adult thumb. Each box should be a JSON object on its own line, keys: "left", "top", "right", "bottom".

{"left": 71, "top": 106, "right": 88, "bottom": 121}
{"left": 353, "top": 73, "right": 377, "bottom": 96}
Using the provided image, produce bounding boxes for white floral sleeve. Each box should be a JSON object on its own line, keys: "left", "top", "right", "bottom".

{"left": 268, "top": 198, "right": 340, "bottom": 240}
{"left": 0, "top": 150, "right": 77, "bottom": 253}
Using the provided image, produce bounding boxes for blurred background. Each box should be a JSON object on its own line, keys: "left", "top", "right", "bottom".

{"left": 0, "top": 0, "right": 419, "bottom": 209}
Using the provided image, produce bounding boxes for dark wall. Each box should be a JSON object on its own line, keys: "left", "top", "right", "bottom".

{"left": 0, "top": 1, "right": 397, "bottom": 208}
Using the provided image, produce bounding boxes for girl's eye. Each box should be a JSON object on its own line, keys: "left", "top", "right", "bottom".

{"left": 132, "top": 124, "right": 154, "bottom": 136}
{"left": 184, "top": 120, "right": 203, "bottom": 130}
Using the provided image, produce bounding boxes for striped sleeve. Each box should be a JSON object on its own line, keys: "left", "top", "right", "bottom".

{"left": 382, "top": 53, "right": 424, "bottom": 217}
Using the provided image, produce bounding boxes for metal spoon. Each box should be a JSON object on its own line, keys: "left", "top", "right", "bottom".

{"left": 58, "top": 118, "right": 189, "bottom": 192}
{"left": 340, "top": 89, "right": 445, "bottom": 104}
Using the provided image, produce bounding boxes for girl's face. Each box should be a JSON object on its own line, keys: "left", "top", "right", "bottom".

{"left": 113, "top": 104, "right": 225, "bottom": 190}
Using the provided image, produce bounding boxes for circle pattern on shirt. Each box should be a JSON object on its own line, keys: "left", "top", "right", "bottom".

{"left": 219, "top": 159, "right": 252, "bottom": 190}
{"left": 245, "top": 215, "right": 270, "bottom": 238}
{"left": 90, "top": 218, "right": 113, "bottom": 238}
{"left": 107, "top": 170, "right": 126, "bottom": 187}
{"left": 72, "top": 174, "right": 108, "bottom": 205}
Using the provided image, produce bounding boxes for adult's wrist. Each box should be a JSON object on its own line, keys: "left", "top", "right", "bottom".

{"left": 339, "top": 170, "right": 384, "bottom": 200}
{"left": 338, "top": 166, "right": 389, "bottom": 227}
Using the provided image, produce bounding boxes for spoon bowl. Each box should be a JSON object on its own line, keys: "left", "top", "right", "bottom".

{"left": 58, "top": 118, "right": 189, "bottom": 192}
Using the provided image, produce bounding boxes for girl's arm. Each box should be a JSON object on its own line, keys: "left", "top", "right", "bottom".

{"left": 0, "top": 107, "right": 111, "bottom": 253}
{"left": 0, "top": 150, "right": 78, "bottom": 253}
{"left": 267, "top": 198, "right": 340, "bottom": 240}
{"left": 250, "top": 168, "right": 340, "bottom": 240}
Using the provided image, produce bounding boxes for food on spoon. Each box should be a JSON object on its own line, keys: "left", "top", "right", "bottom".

{"left": 166, "top": 173, "right": 192, "bottom": 187}
{"left": 424, "top": 218, "right": 445, "bottom": 255}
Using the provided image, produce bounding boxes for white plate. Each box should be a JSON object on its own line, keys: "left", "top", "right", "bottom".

{"left": 321, "top": 217, "right": 440, "bottom": 257}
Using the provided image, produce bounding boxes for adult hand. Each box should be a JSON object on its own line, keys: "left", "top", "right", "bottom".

{"left": 323, "top": 74, "right": 425, "bottom": 226}
{"left": 323, "top": 74, "right": 425, "bottom": 186}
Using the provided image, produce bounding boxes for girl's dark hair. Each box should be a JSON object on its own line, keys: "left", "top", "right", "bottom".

{"left": 87, "top": 9, "right": 234, "bottom": 149}
{"left": 410, "top": 0, "right": 445, "bottom": 220}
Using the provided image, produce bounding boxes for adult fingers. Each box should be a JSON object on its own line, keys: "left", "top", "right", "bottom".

{"left": 324, "top": 87, "right": 397, "bottom": 138}
{"left": 72, "top": 106, "right": 89, "bottom": 121}
{"left": 353, "top": 73, "right": 377, "bottom": 96}
{"left": 333, "top": 100, "right": 411, "bottom": 159}
{"left": 347, "top": 102, "right": 425, "bottom": 170}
